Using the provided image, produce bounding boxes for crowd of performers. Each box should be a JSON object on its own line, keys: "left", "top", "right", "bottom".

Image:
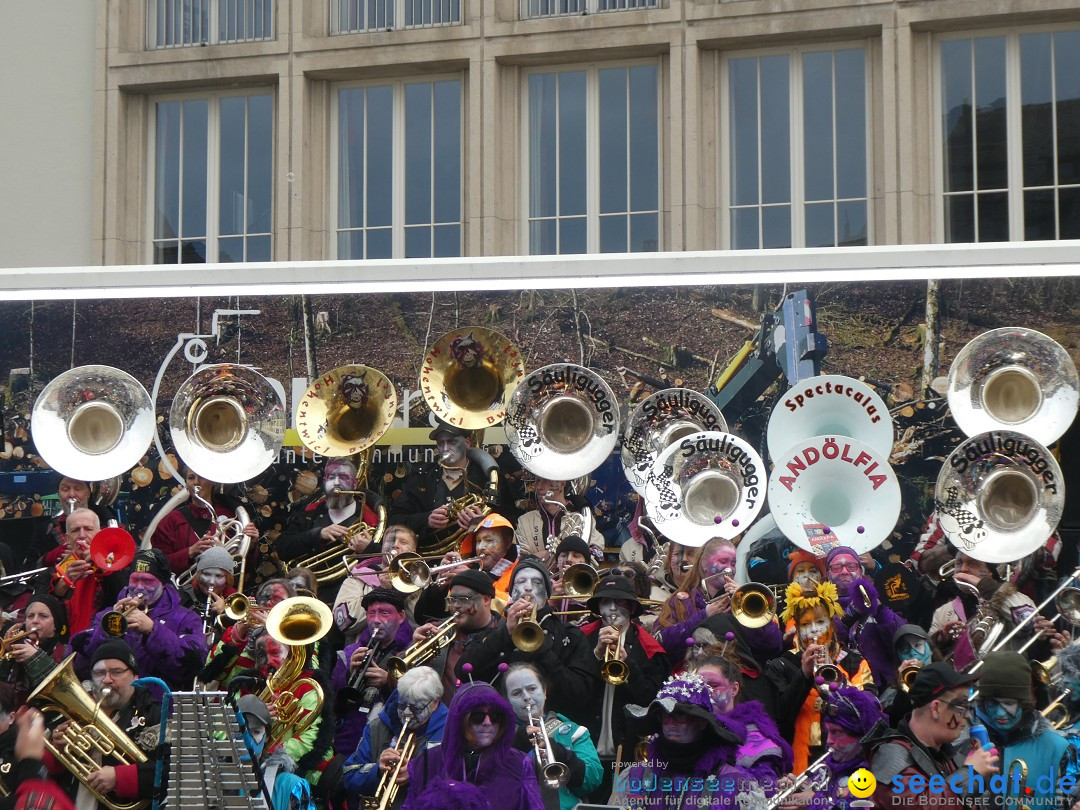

{"left": 1, "top": 420, "right": 1079, "bottom": 810}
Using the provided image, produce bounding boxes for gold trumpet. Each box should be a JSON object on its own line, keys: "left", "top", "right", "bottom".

{"left": 221, "top": 593, "right": 269, "bottom": 629}
{"left": 512, "top": 604, "right": 546, "bottom": 653}
{"left": 898, "top": 663, "right": 921, "bottom": 692}
{"left": 0, "top": 627, "right": 38, "bottom": 660}
{"left": 601, "top": 635, "right": 629, "bottom": 686}
{"left": 386, "top": 613, "right": 461, "bottom": 679}
{"left": 368, "top": 724, "right": 416, "bottom": 810}
{"left": 731, "top": 583, "right": 775, "bottom": 630}
{"left": 388, "top": 552, "right": 483, "bottom": 594}
{"left": 27, "top": 653, "right": 149, "bottom": 810}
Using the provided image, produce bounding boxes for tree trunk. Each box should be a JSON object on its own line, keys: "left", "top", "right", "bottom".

{"left": 301, "top": 294, "right": 317, "bottom": 380}
{"left": 921, "top": 279, "right": 941, "bottom": 394}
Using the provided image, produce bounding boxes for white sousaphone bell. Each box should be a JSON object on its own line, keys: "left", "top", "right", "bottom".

{"left": 170, "top": 363, "right": 286, "bottom": 484}
{"left": 505, "top": 363, "right": 621, "bottom": 480}
{"left": 621, "top": 388, "right": 726, "bottom": 495}
{"left": 32, "top": 365, "right": 155, "bottom": 481}
{"left": 767, "top": 435, "right": 900, "bottom": 555}
{"left": 644, "top": 430, "right": 766, "bottom": 547}
{"left": 947, "top": 327, "right": 1079, "bottom": 446}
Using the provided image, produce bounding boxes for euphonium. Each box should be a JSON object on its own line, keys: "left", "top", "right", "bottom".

{"left": 259, "top": 597, "right": 333, "bottom": 747}
{"left": 386, "top": 613, "right": 460, "bottom": 679}
{"left": 731, "top": 583, "right": 775, "bottom": 630}
{"left": 27, "top": 653, "right": 149, "bottom": 810}
{"left": 174, "top": 489, "right": 251, "bottom": 589}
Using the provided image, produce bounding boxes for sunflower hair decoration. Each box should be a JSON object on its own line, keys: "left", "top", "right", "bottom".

{"left": 780, "top": 580, "right": 844, "bottom": 624}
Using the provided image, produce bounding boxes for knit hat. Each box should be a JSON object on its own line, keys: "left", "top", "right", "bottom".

{"left": 196, "top": 546, "right": 235, "bottom": 575}
{"left": 787, "top": 550, "right": 825, "bottom": 581}
{"left": 820, "top": 685, "right": 885, "bottom": 736}
{"left": 131, "top": 548, "right": 170, "bottom": 584}
{"left": 91, "top": 639, "right": 139, "bottom": 673}
{"left": 978, "top": 651, "right": 1034, "bottom": 703}
{"left": 448, "top": 569, "right": 496, "bottom": 598}
{"left": 824, "top": 546, "right": 862, "bottom": 572}
{"left": 510, "top": 556, "right": 552, "bottom": 598}
{"left": 587, "top": 575, "right": 643, "bottom": 618}
{"left": 26, "top": 593, "right": 69, "bottom": 640}
{"left": 361, "top": 587, "right": 407, "bottom": 613}
{"left": 625, "top": 674, "right": 741, "bottom": 745}
{"left": 555, "top": 535, "right": 591, "bottom": 560}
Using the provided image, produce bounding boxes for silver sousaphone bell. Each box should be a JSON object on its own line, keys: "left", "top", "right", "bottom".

{"left": 767, "top": 436, "right": 900, "bottom": 555}
{"left": 935, "top": 430, "right": 1064, "bottom": 564}
{"left": 505, "top": 363, "right": 620, "bottom": 480}
{"left": 947, "top": 327, "right": 1079, "bottom": 445}
{"left": 31, "top": 365, "right": 155, "bottom": 480}
{"left": 644, "top": 430, "right": 766, "bottom": 546}
{"left": 170, "top": 364, "right": 286, "bottom": 483}
{"left": 621, "top": 388, "right": 726, "bottom": 495}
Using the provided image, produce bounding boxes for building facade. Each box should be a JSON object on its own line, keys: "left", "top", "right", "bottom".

{"left": 35, "top": 0, "right": 1080, "bottom": 266}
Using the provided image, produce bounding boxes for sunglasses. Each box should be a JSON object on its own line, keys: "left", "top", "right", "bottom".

{"left": 467, "top": 710, "right": 499, "bottom": 725}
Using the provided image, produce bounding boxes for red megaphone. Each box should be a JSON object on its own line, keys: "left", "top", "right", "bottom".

{"left": 89, "top": 527, "right": 137, "bottom": 574}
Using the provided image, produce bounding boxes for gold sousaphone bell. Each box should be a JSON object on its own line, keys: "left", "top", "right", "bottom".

{"left": 295, "top": 364, "right": 397, "bottom": 458}
{"left": 420, "top": 327, "right": 525, "bottom": 429}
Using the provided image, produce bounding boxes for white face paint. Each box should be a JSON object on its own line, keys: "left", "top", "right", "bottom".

{"left": 510, "top": 569, "right": 548, "bottom": 608}
{"left": 505, "top": 669, "right": 546, "bottom": 724}
{"left": 436, "top": 436, "right": 468, "bottom": 468}
{"left": 398, "top": 696, "right": 435, "bottom": 728}
{"left": 599, "top": 598, "right": 631, "bottom": 631}
{"left": 797, "top": 616, "right": 831, "bottom": 647}
{"left": 198, "top": 569, "right": 228, "bottom": 592}
{"left": 792, "top": 562, "right": 822, "bottom": 590}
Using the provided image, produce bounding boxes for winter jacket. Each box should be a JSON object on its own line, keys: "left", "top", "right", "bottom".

{"left": 863, "top": 717, "right": 972, "bottom": 810}
{"left": 510, "top": 711, "right": 603, "bottom": 810}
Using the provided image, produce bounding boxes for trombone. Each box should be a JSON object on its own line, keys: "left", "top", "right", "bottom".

{"left": 730, "top": 583, "right": 775, "bottom": 629}
{"left": 557, "top": 564, "right": 599, "bottom": 600}
{"left": 386, "top": 613, "right": 460, "bottom": 679}
{"left": 527, "top": 701, "right": 569, "bottom": 789}
{"left": 369, "top": 722, "right": 416, "bottom": 810}
{"left": 388, "top": 552, "right": 483, "bottom": 594}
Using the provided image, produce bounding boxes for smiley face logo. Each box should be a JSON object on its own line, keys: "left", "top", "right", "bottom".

{"left": 848, "top": 768, "right": 877, "bottom": 798}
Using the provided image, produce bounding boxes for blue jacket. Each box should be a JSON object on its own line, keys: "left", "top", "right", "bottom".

{"left": 983, "top": 710, "right": 1077, "bottom": 807}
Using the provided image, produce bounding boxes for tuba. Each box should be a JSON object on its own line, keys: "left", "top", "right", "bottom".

{"left": 505, "top": 364, "right": 620, "bottom": 480}
{"left": 31, "top": 365, "right": 155, "bottom": 481}
{"left": 420, "top": 327, "right": 525, "bottom": 429}
{"left": 644, "top": 430, "right": 766, "bottom": 546}
{"left": 170, "top": 363, "right": 286, "bottom": 484}
{"left": 260, "top": 597, "right": 333, "bottom": 747}
{"left": 621, "top": 388, "right": 727, "bottom": 495}
{"left": 27, "top": 653, "right": 149, "bottom": 810}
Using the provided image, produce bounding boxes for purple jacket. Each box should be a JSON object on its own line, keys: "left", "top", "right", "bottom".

{"left": 658, "top": 589, "right": 783, "bottom": 665}
{"left": 331, "top": 618, "right": 414, "bottom": 756}
{"left": 836, "top": 577, "right": 906, "bottom": 686}
{"left": 402, "top": 682, "right": 543, "bottom": 810}
{"left": 71, "top": 584, "right": 208, "bottom": 690}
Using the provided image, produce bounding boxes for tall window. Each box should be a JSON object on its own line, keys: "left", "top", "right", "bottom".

{"left": 152, "top": 92, "right": 273, "bottom": 264}
{"left": 724, "top": 47, "right": 868, "bottom": 249}
{"left": 148, "top": 0, "right": 274, "bottom": 48}
{"left": 525, "top": 63, "right": 660, "bottom": 254}
{"left": 336, "top": 79, "right": 463, "bottom": 259}
{"left": 940, "top": 29, "right": 1080, "bottom": 242}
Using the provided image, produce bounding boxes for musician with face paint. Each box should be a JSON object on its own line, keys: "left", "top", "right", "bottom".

{"left": 878, "top": 624, "right": 937, "bottom": 726}
{"left": 765, "top": 581, "right": 874, "bottom": 774}
{"left": 514, "top": 477, "right": 604, "bottom": 566}
{"left": 816, "top": 686, "right": 886, "bottom": 808}
{"left": 501, "top": 663, "right": 602, "bottom": 810}
{"left": 177, "top": 545, "right": 237, "bottom": 623}
{"left": 456, "top": 558, "right": 595, "bottom": 721}
{"left": 71, "top": 549, "right": 207, "bottom": 690}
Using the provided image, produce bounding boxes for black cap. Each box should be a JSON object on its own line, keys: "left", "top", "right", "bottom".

{"left": 428, "top": 420, "right": 471, "bottom": 440}
{"left": 91, "top": 639, "right": 139, "bottom": 673}
{"left": 554, "top": 535, "right": 591, "bottom": 559}
{"left": 587, "top": 576, "right": 643, "bottom": 617}
{"left": 908, "top": 662, "right": 979, "bottom": 709}
{"left": 361, "top": 587, "right": 407, "bottom": 613}
{"left": 448, "top": 569, "right": 496, "bottom": 598}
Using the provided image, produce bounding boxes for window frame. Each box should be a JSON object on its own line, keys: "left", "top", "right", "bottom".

{"left": 145, "top": 88, "right": 276, "bottom": 265}
{"left": 932, "top": 24, "right": 1080, "bottom": 243}
{"left": 519, "top": 59, "right": 664, "bottom": 255}
{"left": 329, "top": 73, "right": 466, "bottom": 260}
{"left": 146, "top": 0, "right": 275, "bottom": 49}
{"left": 717, "top": 41, "right": 872, "bottom": 250}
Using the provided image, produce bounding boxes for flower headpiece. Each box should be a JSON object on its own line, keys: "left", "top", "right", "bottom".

{"left": 780, "top": 580, "right": 844, "bottom": 624}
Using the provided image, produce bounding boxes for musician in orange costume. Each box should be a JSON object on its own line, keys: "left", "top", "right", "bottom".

{"left": 765, "top": 581, "right": 874, "bottom": 774}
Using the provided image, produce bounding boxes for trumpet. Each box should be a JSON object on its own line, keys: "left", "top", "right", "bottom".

{"left": 512, "top": 604, "right": 546, "bottom": 653}
{"left": 100, "top": 595, "right": 146, "bottom": 637}
{"left": 369, "top": 723, "right": 416, "bottom": 810}
{"left": 220, "top": 593, "right": 269, "bottom": 630}
{"left": 898, "top": 662, "right": 921, "bottom": 692}
{"left": 0, "top": 626, "right": 39, "bottom": 660}
{"left": 386, "top": 613, "right": 460, "bottom": 680}
{"left": 1041, "top": 688, "right": 1071, "bottom": 730}
{"left": 527, "top": 702, "right": 569, "bottom": 789}
{"left": 766, "top": 750, "right": 830, "bottom": 809}
{"left": 731, "top": 583, "right": 775, "bottom": 629}
{"left": 601, "top": 633, "right": 629, "bottom": 686}
{"left": 388, "top": 552, "right": 482, "bottom": 594}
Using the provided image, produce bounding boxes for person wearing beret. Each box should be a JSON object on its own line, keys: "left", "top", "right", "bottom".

{"left": 389, "top": 421, "right": 518, "bottom": 555}
{"left": 42, "top": 639, "right": 165, "bottom": 809}
{"left": 331, "top": 587, "right": 415, "bottom": 758}
{"left": 455, "top": 558, "right": 595, "bottom": 722}
{"left": 70, "top": 549, "right": 207, "bottom": 690}
{"left": 0, "top": 595, "right": 70, "bottom": 709}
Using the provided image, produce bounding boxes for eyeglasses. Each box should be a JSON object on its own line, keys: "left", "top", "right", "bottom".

{"left": 400, "top": 701, "right": 429, "bottom": 715}
{"left": 467, "top": 710, "right": 498, "bottom": 725}
{"left": 446, "top": 595, "right": 478, "bottom": 609}
{"left": 610, "top": 569, "right": 636, "bottom": 580}
{"left": 92, "top": 667, "right": 132, "bottom": 680}
{"left": 829, "top": 563, "right": 861, "bottom": 574}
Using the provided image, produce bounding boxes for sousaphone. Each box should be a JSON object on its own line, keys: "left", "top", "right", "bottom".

{"left": 420, "top": 327, "right": 525, "bottom": 429}
{"left": 295, "top": 365, "right": 397, "bottom": 457}
{"left": 32, "top": 365, "right": 154, "bottom": 480}
{"left": 767, "top": 374, "right": 893, "bottom": 461}
{"left": 621, "top": 388, "right": 726, "bottom": 495}
{"left": 505, "top": 363, "right": 620, "bottom": 480}
{"left": 947, "top": 327, "right": 1079, "bottom": 445}
{"left": 170, "top": 364, "right": 285, "bottom": 484}
{"left": 935, "top": 430, "right": 1064, "bottom": 564}
{"left": 643, "top": 430, "right": 766, "bottom": 546}
{"left": 767, "top": 436, "right": 900, "bottom": 555}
